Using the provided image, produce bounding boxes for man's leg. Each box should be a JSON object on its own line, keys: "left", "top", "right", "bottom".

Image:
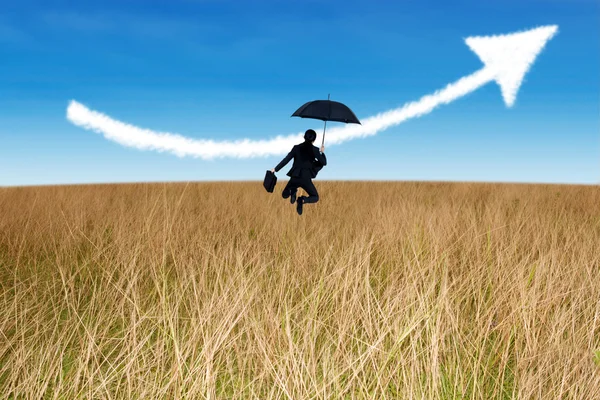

{"left": 282, "top": 178, "right": 300, "bottom": 199}
{"left": 299, "top": 179, "right": 319, "bottom": 204}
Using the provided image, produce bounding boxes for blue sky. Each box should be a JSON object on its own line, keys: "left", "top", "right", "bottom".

{"left": 1, "top": 0, "right": 598, "bottom": 186}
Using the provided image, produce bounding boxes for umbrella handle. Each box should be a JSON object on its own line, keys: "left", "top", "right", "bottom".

{"left": 322, "top": 94, "right": 330, "bottom": 148}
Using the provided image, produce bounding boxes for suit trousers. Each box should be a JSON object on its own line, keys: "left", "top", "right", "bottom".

{"left": 282, "top": 175, "right": 319, "bottom": 204}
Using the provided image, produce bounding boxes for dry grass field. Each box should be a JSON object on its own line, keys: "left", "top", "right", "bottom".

{"left": 0, "top": 181, "right": 599, "bottom": 399}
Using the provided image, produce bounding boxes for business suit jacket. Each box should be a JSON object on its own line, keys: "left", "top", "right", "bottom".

{"left": 275, "top": 142, "right": 327, "bottom": 179}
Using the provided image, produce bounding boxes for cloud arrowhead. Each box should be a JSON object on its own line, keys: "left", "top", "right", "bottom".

{"left": 465, "top": 25, "right": 558, "bottom": 107}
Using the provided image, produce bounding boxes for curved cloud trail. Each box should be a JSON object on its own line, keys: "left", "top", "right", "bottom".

{"left": 66, "top": 96, "right": 450, "bottom": 160}
{"left": 66, "top": 25, "right": 557, "bottom": 160}
{"left": 65, "top": 72, "right": 490, "bottom": 160}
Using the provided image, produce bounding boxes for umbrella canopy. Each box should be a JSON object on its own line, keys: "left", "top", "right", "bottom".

{"left": 291, "top": 96, "right": 360, "bottom": 147}
{"left": 291, "top": 100, "right": 361, "bottom": 125}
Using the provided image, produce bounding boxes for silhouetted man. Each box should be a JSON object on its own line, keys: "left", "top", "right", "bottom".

{"left": 271, "top": 129, "right": 327, "bottom": 215}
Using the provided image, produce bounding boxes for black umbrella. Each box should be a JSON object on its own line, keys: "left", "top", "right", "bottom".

{"left": 291, "top": 94, "right": 361, "bottom": 146}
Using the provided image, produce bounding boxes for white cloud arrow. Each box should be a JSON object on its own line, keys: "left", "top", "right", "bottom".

{"left": 66, "top": 25, "right": 558, "bottom": 160}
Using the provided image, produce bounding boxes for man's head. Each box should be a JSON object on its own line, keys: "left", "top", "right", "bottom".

{"left": 304, "top": 129, "right": 317, "bottom": 143}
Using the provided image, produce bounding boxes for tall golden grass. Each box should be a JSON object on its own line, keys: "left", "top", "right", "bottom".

{"left": 0, "top": 181, "right": 599, "bottom": 399}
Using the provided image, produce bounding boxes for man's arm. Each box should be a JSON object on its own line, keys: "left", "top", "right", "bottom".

{"left": 274, "top": 146, "right": 295, "bottom": 172}
{"left": 314, "top": 146, "right": 327, "bottom": 166}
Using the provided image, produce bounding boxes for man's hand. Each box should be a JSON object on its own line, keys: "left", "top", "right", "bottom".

{"left": 271, "top": 168, "right": 275, "bottom": 173}
{"left": 320, "top": 145, "right": 325, "bottom": 153}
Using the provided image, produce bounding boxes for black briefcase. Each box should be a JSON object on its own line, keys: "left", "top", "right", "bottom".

{"left": 263, "top": 170, "right": 277, "bottom": 193}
